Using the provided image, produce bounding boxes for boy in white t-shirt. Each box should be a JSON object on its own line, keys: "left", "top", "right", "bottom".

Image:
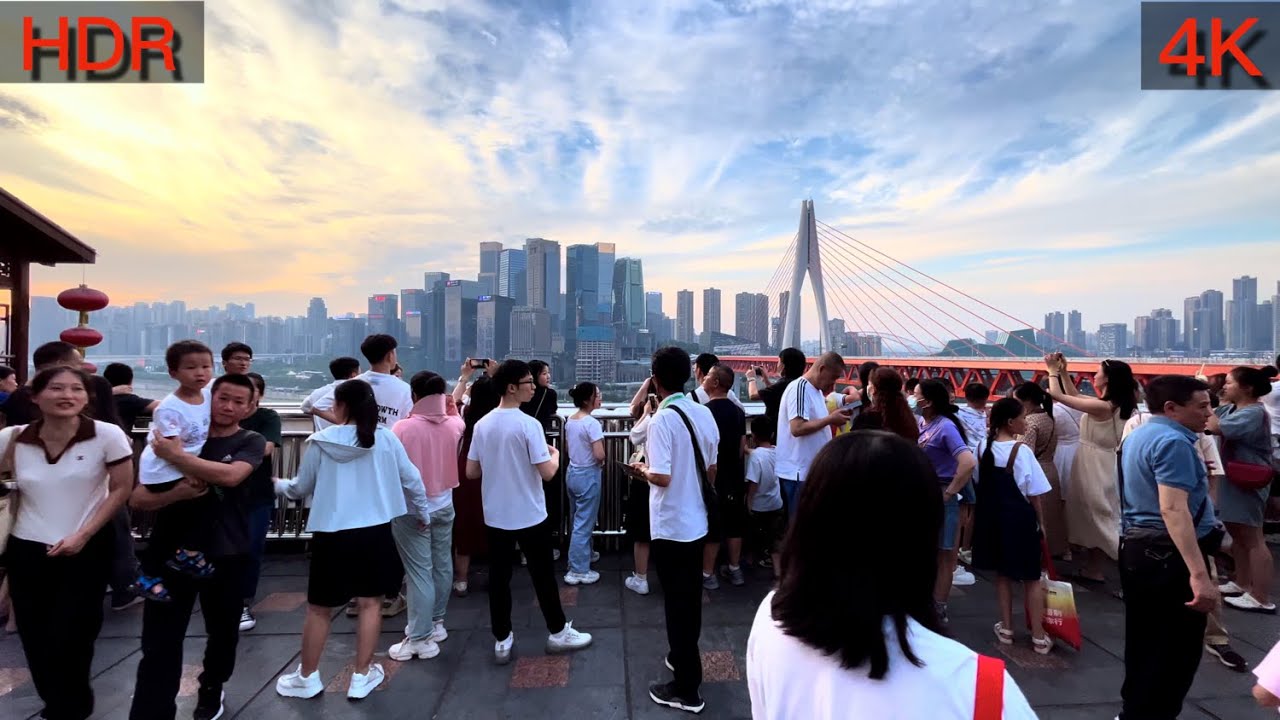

{"left": 134, "top": 341, "right": 216, "bottom": 601}
{"left": 746, "top": 415, "right": 785, "bottom": 577}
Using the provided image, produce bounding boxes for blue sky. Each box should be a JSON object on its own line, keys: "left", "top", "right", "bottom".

{"left": 2, "top": 0, "right": 1278, "bottom": 343}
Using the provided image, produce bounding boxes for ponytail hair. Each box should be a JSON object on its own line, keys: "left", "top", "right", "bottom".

{"left": 334, "top": 379, "right": 379, "bottom": 448}
{"left": 981, "top": 397, "right": 1024, "bottom": 479}
{"left": 918, "top": 379, "right": 966, "bottom": 444}
{"left": 1013, "top": 381, "right": 1053, "bottom": 416}
{"left": 569, "top": 382, "right": 599, "bottom": 409}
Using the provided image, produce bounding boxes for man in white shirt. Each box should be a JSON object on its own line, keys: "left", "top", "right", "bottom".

{"left": 775, "top": 352, "right": 852, "bottom": 517}
{"left": 691, "top": 352, "right": 744, "bottom": 409}
{"left": 466, "top": 360, "right": 592, "bottom": 664}
{"left": 357, "top": 335, "right": 414, "bottom": 429}
{"left": 300, "top": 356, "right": 361, "bottom": 432}
{"left": 1262, "top": 356, "right": 1280, "bottom": 458}
{"left": 631, "top": 346, "right": 719, "bottom": 714}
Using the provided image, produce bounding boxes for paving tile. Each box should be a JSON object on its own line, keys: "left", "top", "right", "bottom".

{"left": 177, "top": 664, "right": 202, "bottom": 697}
{"left": 324, "top": 657, "right": 407, "bottom": 693}
{"left": 700, "top": 649, "right": 742, "bottom": 682}
{"left": 509, "top": 656, "right": 570, "bottom": 688}
{"left": 253, "top": 592, "right": 308, "bottom": 613}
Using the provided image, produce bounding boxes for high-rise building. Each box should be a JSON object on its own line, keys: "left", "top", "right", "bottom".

{"left": 1043, "top": 311, "right": 1065, "bottom": 349}
{"left": 646, "top": 291, "right": 663, "bottom": 318}
{"left": 735, "top": 292, "right": 768, "bottom": 350}
{"left": 306, "top": 297, "right": 327, "bottom": 354}
{"left": 575, "top": 325, "right": 617, "bottom": 384}
{"left": 478, "top": 241, "right": 503, "bottom": 296}
{"left": 1255, "top": 301, "right": 1274, "bottom": 352}
{"left": 676, "top": 290, "right": 694, "bottom": 343}
{"left": 367, "top": 294, "right": 399, "bottom": 339}
{"left": 1067, "top": 310, "right": 1085, "bottom": 351}
{"left": 1097, "top": 323, "right": 1128, "bottom": 356}
{"left": 424, "top": 272, "right": 450, "bottom": 292}
{"left": 1199, "top": 289, "right": 1225, "bottom": 351}
{"left": 612, "top": 258, "right": 645, "bottom": 329}
{"left": 525, "top": 238, "right": 561, "bottom": 321}
{"left": 565, "top": 244, "right": 600, "bottom": 352}
{"left": 702, "top": 288, "right": 721, "bottom": 335}
{"left": 1183, "top": 297, "right": 1200, "bottom": 350}
{"left": 1230, "top": 276, "right": 1258, "bottom": 351}
{"left": 400, "top": 289, "right": 428, "bottom": 347}
{"left": 497, "top": 249, "right": 527, "bottom": 303}
{"left": 476, "top": 295, "right": 515, "bottom": 361}
{"left": 1272, "top": 282, "right": 1280, "bottom": 354}
{"left": 443, "top": 280, "right": 480, "bottom": 366}
{"left": 596, "top": 242, "right": 616, "bottom": 324}
{"left": 510, "top": 306, "right": 553, "bottom": 359}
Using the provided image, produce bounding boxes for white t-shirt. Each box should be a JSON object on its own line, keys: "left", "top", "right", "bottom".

{"left": 359, "top": 370, "right": 413, "bottom": 429}
{"left": 466, "top": 407, "right": 553, "bottom": 531}
{"left": 301, "top": 380, "right": 341, "bottom": 432}
{"left": 775, "top": 378, "right": 829, "bottom": 482}
{"left": 138, "top": 388, "right": 211, "bottom": 485}
{"left": 1262, "top": 380, "right": 1280, "bottom": 440}
{"left": 746, "top": 446, "right": 782, "bottom": 512}
{"left": 1052, "top": 403, "right": 1083, "bottom": 446}
{"left": 565, "top": 415, "right": 604, "bottom": 468}
{"left": 3, "top": 420, "right": 134, "bottom": 545}
{"left": 646, "top": 395, "right": 718, "bottom": 542}
{"left": 747, "top": 593, "right": 1037, "bottom": 720}
{"left": 974, "top": 440, "right": 1052, "bottom": 498}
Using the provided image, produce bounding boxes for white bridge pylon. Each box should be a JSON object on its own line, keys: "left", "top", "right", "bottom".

{"left": 781, "top": 199, "right": 832, "bottom": 353}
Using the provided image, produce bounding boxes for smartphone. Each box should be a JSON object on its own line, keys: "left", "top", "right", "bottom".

{"left": 647, "top": 392, "right": 658, "bottom": 407}
{"left": 470, "top": 358, "right": 489, "bottom": 369}
{"left": 754, "top": 367, "right": 765, "bottom": 377}
{"left": 616, "top": 461, "right": 646, "bottom": 481}
{"left": 838, "top": 395, "right": 863, "bottom": 411}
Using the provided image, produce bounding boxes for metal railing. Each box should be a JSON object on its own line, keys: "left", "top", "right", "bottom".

{"left": 130, "top": 406, "right": 760, "bottom": 548}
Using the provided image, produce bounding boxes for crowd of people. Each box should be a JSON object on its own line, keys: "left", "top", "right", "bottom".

{"left": 1, "top": 337, "right": 1279, "bottom": 719}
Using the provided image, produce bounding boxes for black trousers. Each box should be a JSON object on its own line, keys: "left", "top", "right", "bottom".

{"left": 1119, "top": 536, "right": 1208, "bottom": 720}
{"left": 7, "top": 529, "right": 113, "bottom": 720}
{"left": 486, "top": 522, "right": 566, "bottom": 640}
{"left": 129, "top": 554, "right": 248, "bottom": 720}
{"left": 653, "top": 537, "right": 705, "bottom": 698}
{"left": 109, "top": 506, "right": 140, "bottom": 596}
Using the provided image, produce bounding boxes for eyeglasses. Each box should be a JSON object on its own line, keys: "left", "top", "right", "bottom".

{"left": 517, "top": 379, "right": 536, "bottom": 386}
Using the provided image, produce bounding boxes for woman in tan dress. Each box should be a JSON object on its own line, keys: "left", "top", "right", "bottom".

{"left": 1015, "top": 382, "right": 1067, "bottom": 557}
{"left": 1044, "top": 354, "right": 1139, "bottom": 585}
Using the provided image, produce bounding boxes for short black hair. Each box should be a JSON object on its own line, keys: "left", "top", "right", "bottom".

{"left": 0, "top": 365, "right": 12, "bottom": 382}
{"left": 210, "top": 372, "right": 256, "bottom": 398}
{"left": 103, "top": 362, "right": 134, "bottom": 387}
{"left": 858, "top": 361, "right": 880, "bottom": 388}
{"left": 493, "top": 359, "right": 531, "bottom": 397}
{"left": 750, "top": 414, "right": 775, "bottom": 442}
{"left": 221, "top": 342, "right": 253, "bottom": 362}
{"left": 409, "top": 370, "right": 446, "bottom": 400}
{"left": 903, "top": 377, "right": 920, "bottom": 392}
{"left": 165, "top": 340, "right": 213, "bottom": 372}
{"left": 1145, "top": 375, "right": 1210, "bottom": 414}
{"left": 1230, "top": 366, "right": 1273, "bottom": 399}
{"left": 773, "top": 430, "right": 943, "bottom": 680}
{"left": 708, "top": 364, "right": 734, "bottom": 391}
{"left": 529, "top": 359, "right": 549, "bottom": 376}
{"left": 963, "top": 383, "right": 990, "bottom": 403}
{"left": 652, "top": 346, "right": 692, "bottom": 395}
{"left": 33, "top": 341, "right": 79, "bottom": 371}
{"left": 245, "top": 371, "right": 266, "bottom": 397}
{"left": 330, "top": 356, "right": 361, "bottom": 380}
{"left": 360, "top": 334, "right": 397, "bottom": 364}
{"left": 779, "top": 348, "right": 806, "bottom": 379}
{"left": 694, "top": 353, "right": 719, "bottom": 376}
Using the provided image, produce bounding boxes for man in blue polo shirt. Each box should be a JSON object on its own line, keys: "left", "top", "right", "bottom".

{"left": 1118, "top": 374, "right": 1222, "bottom": 720}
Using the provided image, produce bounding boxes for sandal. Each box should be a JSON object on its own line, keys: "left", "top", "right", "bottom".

{"left": 1032, "top": 635, "right": 1053, "bottom": 655}
{"left": 993, "top": 622, "right": 1014, "bottom": 645}
{"left": 133, "top": 575, "right": 172, "bottom": 603}
{"left": 167, "top": 550, "right": 215, "bottom": 579}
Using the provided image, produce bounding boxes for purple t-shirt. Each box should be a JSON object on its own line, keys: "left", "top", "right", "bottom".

{"left": 918, "top": 416, "right": 969, "bottom": 481}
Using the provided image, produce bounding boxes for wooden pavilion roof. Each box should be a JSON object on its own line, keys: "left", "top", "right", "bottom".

{"left": 0, "top": 186, "right": 96, "bottom": 265}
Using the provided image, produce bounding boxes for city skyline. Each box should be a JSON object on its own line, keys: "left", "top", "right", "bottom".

{"left": 5, "top": 1, "right": 1278, "bottom": 337}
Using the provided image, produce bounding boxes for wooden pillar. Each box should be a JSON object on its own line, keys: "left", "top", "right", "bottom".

{"left": 11, "top": 259, "right": 29, "bottom": 382}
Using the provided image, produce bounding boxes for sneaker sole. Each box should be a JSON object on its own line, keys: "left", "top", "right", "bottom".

{"left": 494, "top": 652, "right": 513, "bottom": 665}
{"left": 648, "top": 689, "right": 705, "bottom": 714}
{"left": 546, "top": 638, "right": 593, "bottom": 654}
{"left": 390, "top": 646, "right": 440, "bottom": 661}
{"left": 347, "top": 677, "right": 384, "bottom": 700}
{"left": 239, "top": 622, "right": 256, "bottom": 631}
{"left": 276, "top": 683, "right": 323, "bottom": 699}
{"left": 1204, "top": 645, "right": 1248, "bottom": 671}
{"left": 564, "top": 576, "right": 601, "bottom": 585}
{"left": 196, "top": 691, "right": 225, "bottom": 720}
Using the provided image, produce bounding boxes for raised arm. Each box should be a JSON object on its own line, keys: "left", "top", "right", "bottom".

{"left": 276, "top": 441, "right": 320, "bottom": 500}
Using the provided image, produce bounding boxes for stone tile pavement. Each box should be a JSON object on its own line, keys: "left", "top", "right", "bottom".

{"left": 2, "top": 551, "right": 1278, "bottom": 719}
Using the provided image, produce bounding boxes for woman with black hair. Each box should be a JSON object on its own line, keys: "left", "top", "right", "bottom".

{"left": 452, "top": 374, "right": 500, "bottom": 597}
{"left": 972, "top": 398, "right": 1053, "bottom": 655}
{"left": 1045, "top": 354, "right": 1138, "bottom": 585}
{"left": 1208, "top": 366, "right": 1275, "bottom": 614}
{"left": 746, "top": 430, "right": 1036, "bottom": 719}
{"left": 913, "top": 379, "right": 977, "bottom": 624}
{"left": 274, "top": 379, "right": 431, "bottom": 700}
{"left": 851, "top": 367, "right": 920, "bottom": 442}
{"left": 1014, "top": 381, "right": 1067, "bottom": 558}
{"left": 563, "top": 382, "right": 605, "bottom": 585}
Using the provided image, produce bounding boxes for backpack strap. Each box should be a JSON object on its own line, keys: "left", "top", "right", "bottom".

{"left": 974, "top": 655, "right": 1005, "bottom": 720}
{"left": 1006, "top": 441, "right": 1023, "bottom": 470}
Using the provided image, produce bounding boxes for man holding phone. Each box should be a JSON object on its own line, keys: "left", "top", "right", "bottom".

{"left": 747, "top": 347, "right": 807, "bottom": 421}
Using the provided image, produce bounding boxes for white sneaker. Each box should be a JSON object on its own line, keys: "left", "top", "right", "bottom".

{"left": 347, "top": 663, "right": 385, "bottom": 700}
{"left": 1224, "top": 592, "right": 1278, "bottom": 614}
{"left": 238, "top": 606, "right": 257, "bottom": 632}
{"left": 430, "top": 620, "right": 448, "bottom": 643}
{"left": 591, "top": 550, "right": 601, "bottom": 563}
{"left": 388, "top": 637, "right": 440, "bottom": 661}
{"left": 547, "top": 621, "right": 593, "bottom": 653}
{"left": 276, "top": 665, "right": 323, "bottom": 698}
{"left": 953, "top": 567, "right": 976, "bottom": 586}
{"left": 625, "top": 574, "right": 650, "bottom": 595}
{"left": 495, "top": 632, "right": 514, "bottom": 664}
{"left": 564, "top": 570, "right": 601, "bottom": 585}
{"left": 1219, "top": 580, "right": 1246, "bottom": 596}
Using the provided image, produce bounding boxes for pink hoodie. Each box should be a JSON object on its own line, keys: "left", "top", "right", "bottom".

{"left": 392, "top": 395, "right": 464, "bottom": 498}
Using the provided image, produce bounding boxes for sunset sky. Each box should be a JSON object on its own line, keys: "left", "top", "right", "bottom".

{"left": 4, "top": 0, "right": 1278, "bottom": 339}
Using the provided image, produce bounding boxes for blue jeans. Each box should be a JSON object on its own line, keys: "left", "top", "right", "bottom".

{"left": 565, "top": 464, "right": 602, "bottom": 574}
{"left": 242, "top": 502, "right": 273, "bottom": 603}
{"left": 939, "top": 493, "right": 961, "bottom": 551}
{"left": 391, "top": 506, "right": 456, "bottom": 641}
{"left": 780, "top": 478, "right": 801, "bottom": 519}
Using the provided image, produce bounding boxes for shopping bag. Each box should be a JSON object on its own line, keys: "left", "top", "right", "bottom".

{"left": 1026, "top": 537, "right": 1083, "bottom": 650}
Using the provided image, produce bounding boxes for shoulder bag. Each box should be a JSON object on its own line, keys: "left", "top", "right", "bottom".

{"left": 668, "top": 405, "right": 720, "bottom": 539}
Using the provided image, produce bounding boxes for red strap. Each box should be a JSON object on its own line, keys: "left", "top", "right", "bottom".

{"left": 1040, "top": 535, "right": 1059, "bottom": 582}
{"left": 974, "top": 655, "right": 1005, "bottom": 720}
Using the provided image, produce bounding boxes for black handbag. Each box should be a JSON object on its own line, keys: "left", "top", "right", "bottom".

{"left": 668, "top": 404, "right": 720, "bottom": 538}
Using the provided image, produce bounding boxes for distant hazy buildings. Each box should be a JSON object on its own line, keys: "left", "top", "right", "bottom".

{"left": 676, "top": 290, "right": 694, "bottom": 344}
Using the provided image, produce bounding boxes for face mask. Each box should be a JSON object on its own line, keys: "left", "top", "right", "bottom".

{"left": 907, "top": 396, "right": 918, "bottom": 409}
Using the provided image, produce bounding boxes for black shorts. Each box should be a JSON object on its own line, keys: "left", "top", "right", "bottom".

{"left": 708, "top": 486, "right": 749, "bottom": 542}
{"left": 307, "top": 523, "right": 401, "bottom": 607}
{"left": 750, "top": 508, "right": 788, "bottom": 554}
{"left": 625, "top": 477, "right": 651, "bottom": 543}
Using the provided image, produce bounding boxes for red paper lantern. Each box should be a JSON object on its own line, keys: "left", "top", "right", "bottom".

{"left": 60, "top": 326, "right": 104, "bottom": 348}
{"left": 57, "top": 285, "right": 110, "bottom": 313}
{"left": 81, "top": 362, "right": 98, "bottom": 373}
